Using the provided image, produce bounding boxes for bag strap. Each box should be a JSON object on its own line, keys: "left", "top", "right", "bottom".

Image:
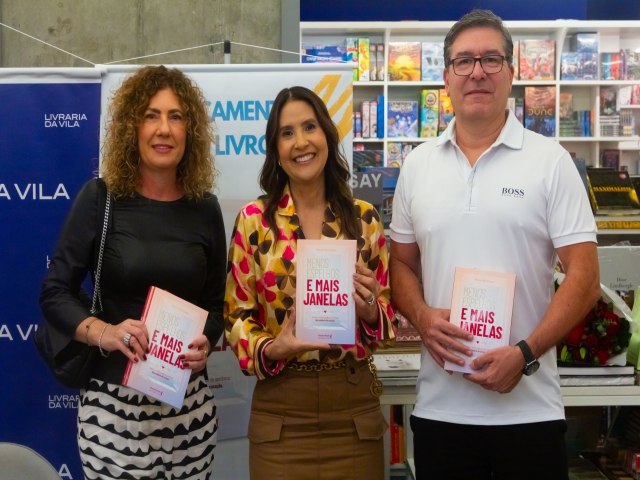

{"left": 91, "top": 180, "right": 111, "bottom": 315}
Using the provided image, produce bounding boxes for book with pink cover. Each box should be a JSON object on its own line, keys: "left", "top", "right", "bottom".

{"left": 122, "top": 286, "right": 208, "bottom": 408}
{"left": 295, "top": 239, "right": 356, "bottom": 344}
{"left": 444, "top": 267, "right": 516, "bottom": 374}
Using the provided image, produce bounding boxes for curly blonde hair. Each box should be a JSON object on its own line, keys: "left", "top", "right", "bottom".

{"left": 101, "top": 65, "right": 216, "bottom": 199}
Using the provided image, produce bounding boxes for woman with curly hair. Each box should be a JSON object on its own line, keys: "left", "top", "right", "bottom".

{"left": 40, "top": 65, "right": 225, "bottom": 479}
{"left": 224, "top": 86, "right": 396, "bottom": 479}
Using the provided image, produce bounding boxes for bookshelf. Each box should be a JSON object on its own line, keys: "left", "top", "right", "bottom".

{"left": 300, "top": 20, "right": 640, "bottom": 172}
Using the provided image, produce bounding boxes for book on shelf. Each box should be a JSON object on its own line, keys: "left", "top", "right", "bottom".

{"left": 561, "top": 52, "right": 581, "bottom": 80}
{"left": 561, "top": 109, "right": 592, "bottom": 138}
{"left": 420, "top": 41, "right": 444, "bottom": 81}
{"left": 387, "top": 41, "right": 421, "bottom": 81}
{"left": 595, "top": 216, "right": 640, "bottom": 230}
{"left": 362, "top": 101, "right": 370, "bottom": 138}
{"left": 369, "top": 42, "right": 377, "bottom": 81}
{"left": 438, "top": 89, "right": 454, "bottom": 134}
{"left": 376, "top": 43, "right": 385, "bottom": 82}
{"left": 376, "top": 94, "right": 384, "bottom": 139}
{"left": 352, "top": 149, "right": 384, "bottom": 171}
{"left": 600, "top": 85, "right": 617, "bottom": 116}
{"left": 387, "top": 100, "right": 419, "bottom": 138}
{"left": 122, "top": 286, "right": 208, "bottom": 409}
{"left": 512, "top": 40, "right": 519, "bottom": 79}
{"left": 586, "top": 168, "right": 640, "bottom": 215}
{"left": 390, "top": 405, "right": 405, "bottom": 465}
{"left": 572, "top": 33, "right": 599, "bottom": 54}
{"left": 419, "top": 89, "right": 439, "bottom": 138}
{"left": 353, "top": 111, "right": 362, "bottom": 138}
{"left": 560, "top": 92, "right": 574, "bottom": 120}
{"left": 369, "top": 100, "right": 377, "bottom": 138}
{"left": 560, "top": 51, "right": 598, "bottom": 81}
{"left": 514, "top": 97, "right": 524, "bottom": 124}
{"left": 597, "top": 246, "right": 640, "bottom": 303}
{"left": 600, "top": 52, "right": 623, "bottom": 80}
{"left": 559, "top": 92, "right": 587, "bottom": 137}
{"left": 361, "top": 42, "right": 385, "bottom": 82}
{"left": 301, "top": 44, "right": 347, "bottom": 64}
{"left": 600, "top": 149, "right": 621, "bottom": 170}
{"left": 619, "top": 109, "right": 635, "bottom": 137}
{"left": 618, "top": 85, "right": 633, "bottom": 107}
{"left": 386, "top": 141, "right": 420, "bottom": 168}
{"left": 633, "top": 85, "right": 640, "bottom": 105}
{"left": 295, "top": 239, "right": 357, "bottom": 344}
{"left": 345, "top": 38, "right": 359, "bottom": 81}
{"left": 524, "top": 86, "right": 556, "bottom": 137}
{"left": 600, "top": 115, "right": 620, "bottom": 137}
{"left": 443, "top": 267, "right": 516, "bottom": 374}
{"left": 361, "top": 100, "right": 375, "bottom": 138}
{"left": 387, "top": 142, "right": 402, "bottom": 167}
{"left": 581, "top": 52, "right": 598, "bottom": 80}
{"left": 518, "top": 39, "right": 555, "bottom": 80}
{"left": 358, "top": 37, "right": 370, "bottom": 82}
{"left": 623, "top": 49, "right": 640, "bottom": 80}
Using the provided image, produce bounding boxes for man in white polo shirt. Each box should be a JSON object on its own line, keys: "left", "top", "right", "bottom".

{"left": 389, "top": 9, "right": 600, "bottom": 480}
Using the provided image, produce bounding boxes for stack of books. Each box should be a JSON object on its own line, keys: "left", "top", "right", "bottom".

{"left": 373, "top": 350, "right": 420, "bottom": 379}
{"left": 558, "top": 364, "right": 636, "bottom": 386}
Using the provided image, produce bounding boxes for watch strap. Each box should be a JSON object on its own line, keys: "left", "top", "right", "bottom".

{"left": 516, "top": 339, "right": 536, "bottom": 365}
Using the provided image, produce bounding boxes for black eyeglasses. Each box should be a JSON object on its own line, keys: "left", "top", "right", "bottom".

{"left": 449, "top": 55, "right": 506, "bottom": 76}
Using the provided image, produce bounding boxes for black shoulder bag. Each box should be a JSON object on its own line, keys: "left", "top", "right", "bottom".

{"left": 34, "top": 181, "right": 111, "bottom": 389}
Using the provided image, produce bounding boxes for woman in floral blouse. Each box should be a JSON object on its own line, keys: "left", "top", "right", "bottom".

{"left": 224, "top": 86, "right": 396, "bottom": 479}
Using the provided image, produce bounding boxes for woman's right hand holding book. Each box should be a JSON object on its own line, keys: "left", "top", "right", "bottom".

{"left": 264, "top": 308, "right": 331, "bottom": 361}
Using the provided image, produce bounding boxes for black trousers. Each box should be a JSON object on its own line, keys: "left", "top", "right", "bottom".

{"left": 411, "top": 416, "right": 568, "bottom": 480}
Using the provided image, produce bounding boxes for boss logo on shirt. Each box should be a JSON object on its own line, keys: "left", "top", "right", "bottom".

{"left": 501, "top": 187, "right": 525, "bottom": 198}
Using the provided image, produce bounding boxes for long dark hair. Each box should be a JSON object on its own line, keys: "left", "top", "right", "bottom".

{"left": 258, "top": 86, "right": 359, "bottom": 244}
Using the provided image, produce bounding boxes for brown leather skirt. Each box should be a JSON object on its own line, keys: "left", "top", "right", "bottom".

{"left": 248, "top": 356, "right": 387, "bottom": 480}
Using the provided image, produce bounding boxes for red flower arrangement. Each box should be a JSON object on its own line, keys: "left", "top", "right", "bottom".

{"left": 557, "top": 296, "right": 631, "bottom": 365}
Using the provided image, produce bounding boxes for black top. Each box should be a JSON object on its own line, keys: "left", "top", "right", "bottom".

{"left": 39, "top": 178, "right": 227, "bottom": 384}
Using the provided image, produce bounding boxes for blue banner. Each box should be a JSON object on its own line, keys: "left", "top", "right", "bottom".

{"left": 0, "top": 72, "right": 101, "bottom": 479}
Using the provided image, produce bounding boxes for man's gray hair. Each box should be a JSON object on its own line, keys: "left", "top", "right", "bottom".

{"left": 443, "top": 9, "right": 514, "bottom": 68}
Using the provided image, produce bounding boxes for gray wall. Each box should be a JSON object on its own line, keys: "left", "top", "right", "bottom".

{"left": 0, "top": 0, "right": 293, "bottom": 67}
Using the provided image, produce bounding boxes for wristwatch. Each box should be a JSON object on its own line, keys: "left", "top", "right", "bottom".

{"left": 516, "top": 340, "right": 540, "bottom": 376}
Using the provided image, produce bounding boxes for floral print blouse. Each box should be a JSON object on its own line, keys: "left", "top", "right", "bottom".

{"left": 224, "top": 185, "right": 396, "bottom": 379}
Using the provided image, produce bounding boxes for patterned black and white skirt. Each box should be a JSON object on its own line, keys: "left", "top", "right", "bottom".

{"left": 78, "top": 373, "right": 217, "bottom": 480}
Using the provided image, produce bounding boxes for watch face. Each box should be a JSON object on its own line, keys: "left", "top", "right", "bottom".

{"left": 524, "top": 360, "right": 540, "bottom": 376}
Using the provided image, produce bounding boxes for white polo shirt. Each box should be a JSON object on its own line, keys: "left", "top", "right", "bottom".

{"left": 390, "top": 111, "right": 597, "bottom": 425}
